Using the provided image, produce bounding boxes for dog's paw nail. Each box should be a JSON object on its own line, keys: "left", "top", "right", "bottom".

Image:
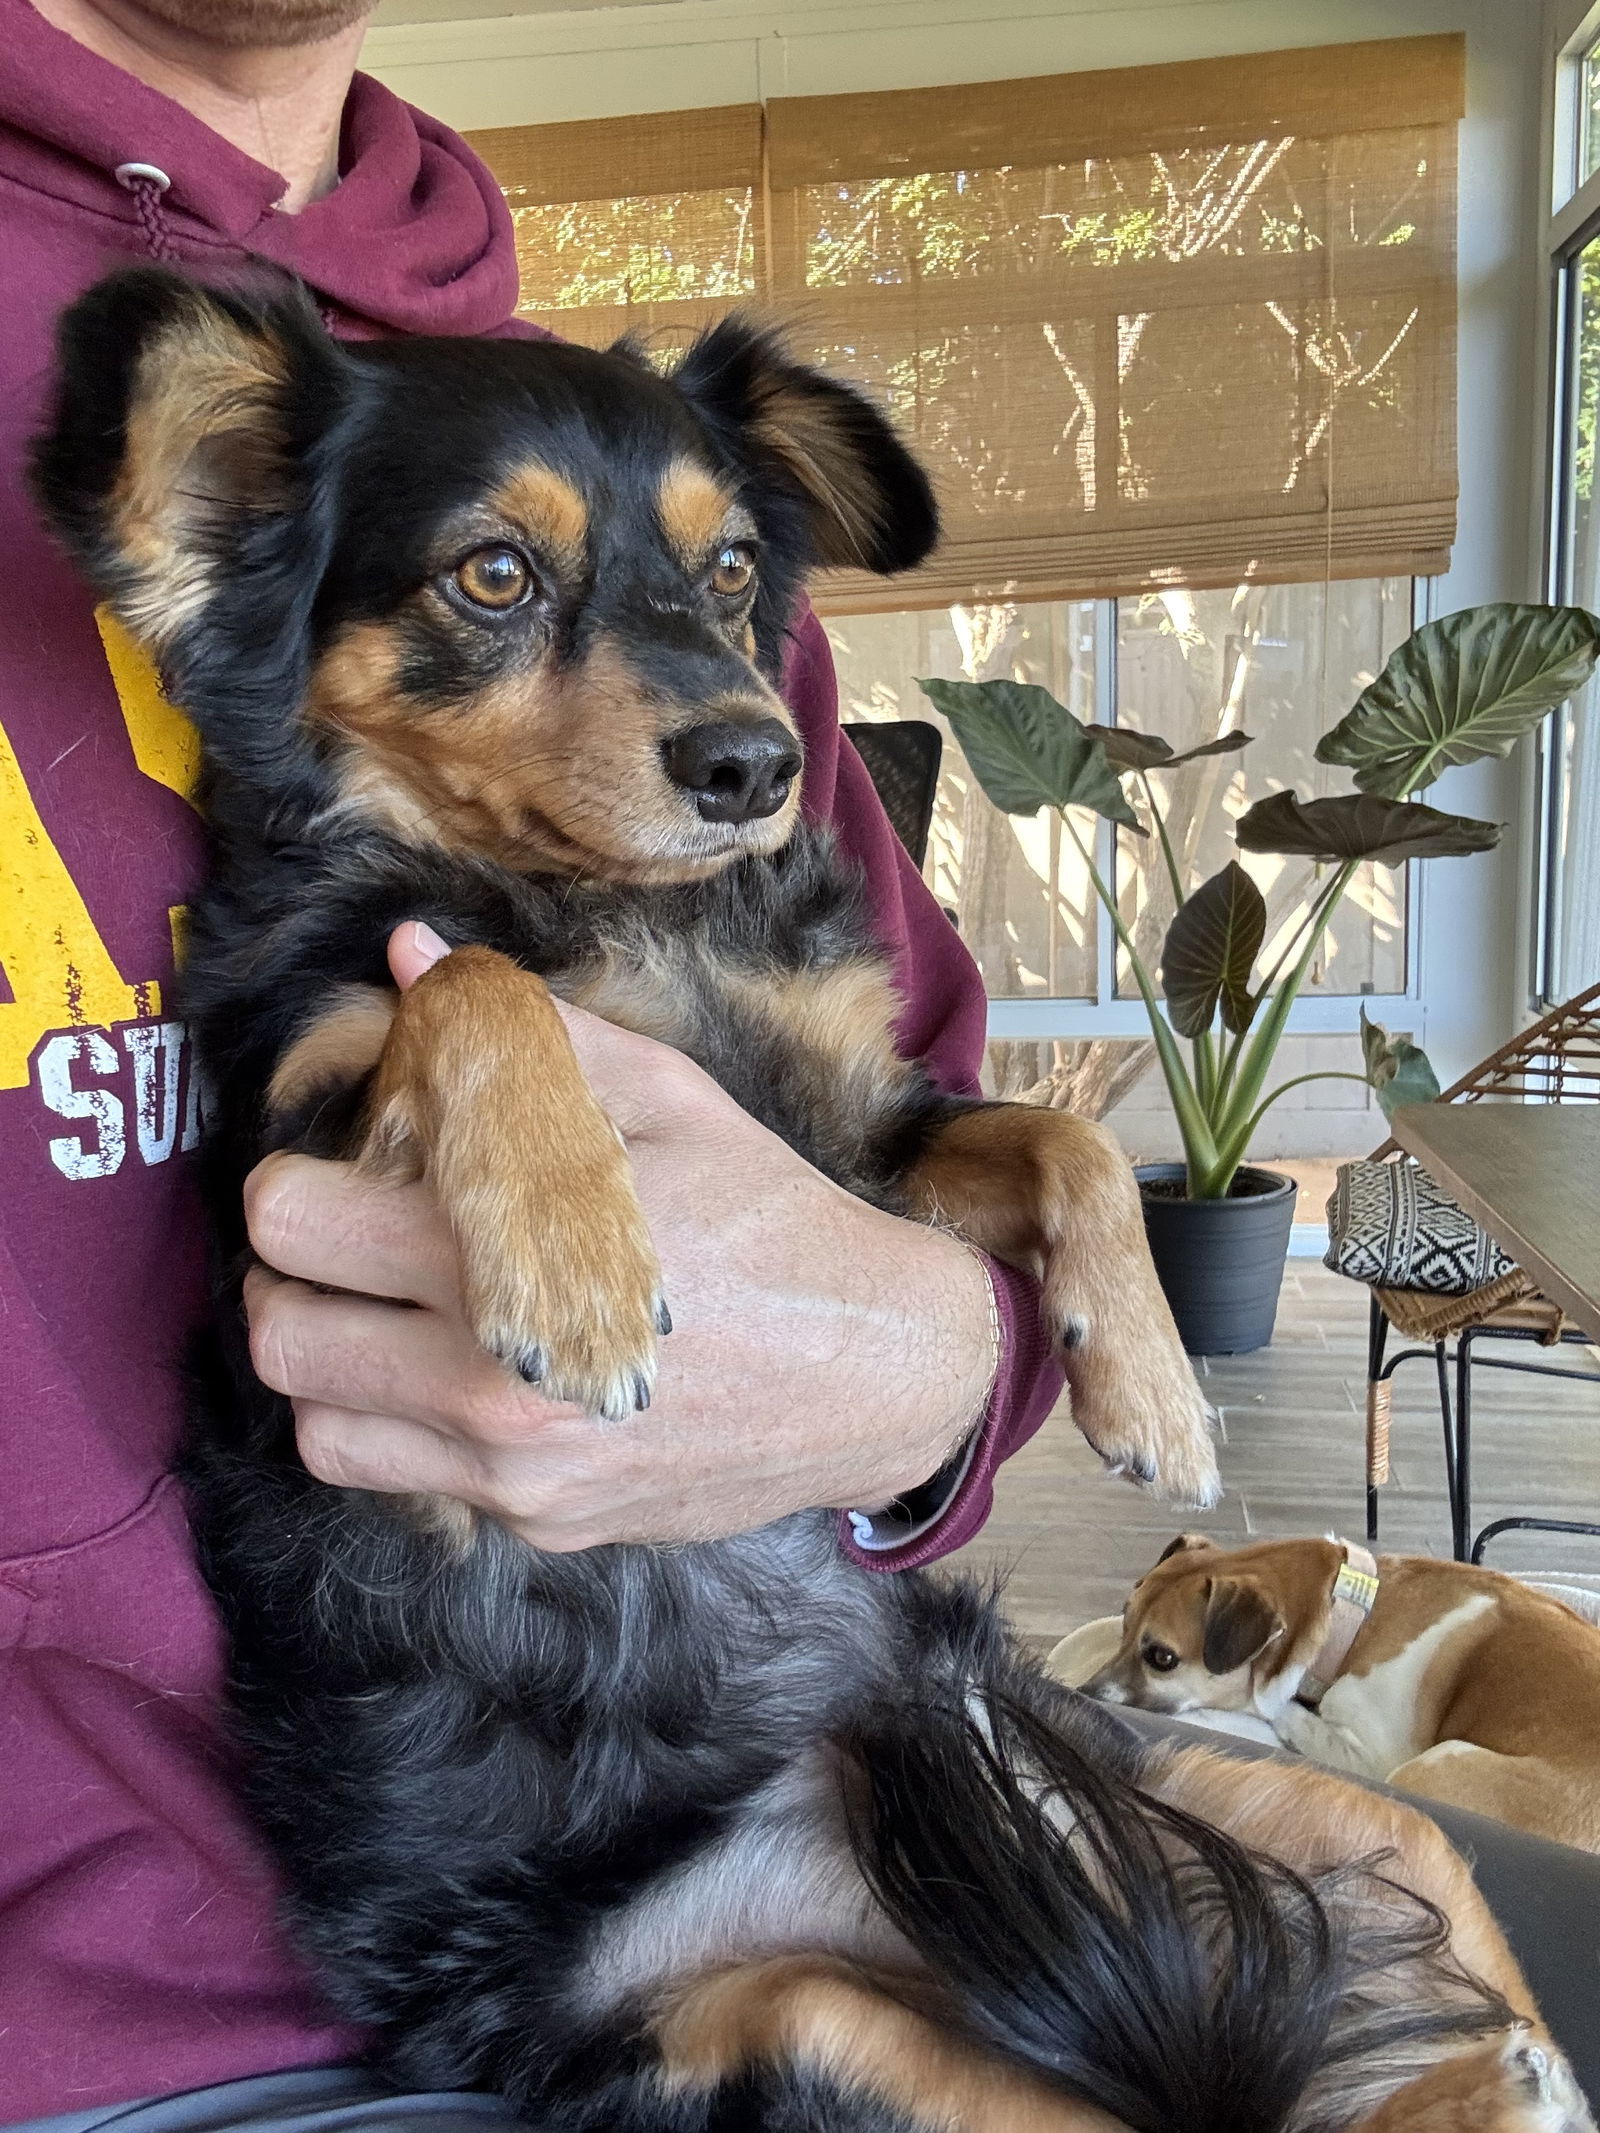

{"left": 1058, "top": 1314, "right": 1086, "bottom": 1352}
{"left": 1509, "top": 2040, "right": 1550, "bottom": 2095}
{"left": 654, "top": 1296, "right": 673, "bottom": 1336}
{"left": 1130, "top": 1455, "right": 1157, "bottom": 1485}
{"left": 514, "top": 1344, "right": 547, "bottom": 1387}
{"left": 632, "top": 1371, "right": 652, "bottom": 1412}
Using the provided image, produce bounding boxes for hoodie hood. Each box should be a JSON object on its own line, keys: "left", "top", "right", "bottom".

{"left": 0, "top": 0, "right": 524, "bottom": 335}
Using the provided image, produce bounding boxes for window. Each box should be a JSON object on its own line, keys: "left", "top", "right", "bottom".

{"left": 827, "top": 578, "right": 1412, "bottom": 1022}
{"left": 1546, "top": 232, "right": 1600, "bottom": 999}
{"left": 1582, "top": 32, "right": 1600, "bottom": 189}
{"left": 1542, "top": 21, "right": 1600, "bottom": 1002}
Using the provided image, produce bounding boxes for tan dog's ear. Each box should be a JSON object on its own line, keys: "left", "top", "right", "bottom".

{"left": 1201, "top": 1576, "right": 1285, "bottom": 1675}
{"left": 1157, "top": 1533, "right": 1215, "bottom": 1566}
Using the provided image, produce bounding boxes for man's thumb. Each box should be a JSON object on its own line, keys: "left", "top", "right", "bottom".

{"left": 388, "top": 921, "right": 453, "bottom": 991}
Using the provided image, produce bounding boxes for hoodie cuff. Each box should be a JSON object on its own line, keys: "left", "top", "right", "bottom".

{"left": 839, "top": 1256, "right": 1064, "bottom": 1573}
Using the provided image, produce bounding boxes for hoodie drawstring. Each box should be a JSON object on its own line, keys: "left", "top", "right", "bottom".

{"left": 113, "top": 162, "right": 175, "bottom": 262}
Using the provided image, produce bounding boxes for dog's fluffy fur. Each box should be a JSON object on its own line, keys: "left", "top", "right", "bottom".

{"left": 30, "top": 268, "right": 1588, "bottom": 2133}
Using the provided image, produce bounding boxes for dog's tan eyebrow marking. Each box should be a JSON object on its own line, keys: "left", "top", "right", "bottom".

{"left": 656, "top": 459, "right": 737, "bottom": 567}
{"left": 487, "top": 463, "right": 589, "bottom": 572}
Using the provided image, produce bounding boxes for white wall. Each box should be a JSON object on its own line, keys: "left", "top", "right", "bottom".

{"left": 360, "top": 0, "right": 1549, "bottom": 1154}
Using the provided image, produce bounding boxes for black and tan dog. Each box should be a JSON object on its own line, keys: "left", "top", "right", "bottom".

{"left": 31, "top": 268, "right": 1592, "bottom": 2132}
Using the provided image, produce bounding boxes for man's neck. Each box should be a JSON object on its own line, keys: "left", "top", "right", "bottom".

{"left": 28, "top": 0, "right": 367, "bottom": 211}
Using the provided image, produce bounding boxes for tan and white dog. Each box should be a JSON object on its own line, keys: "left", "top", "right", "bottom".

{"left": 1083, "top": 1534, "right": 1600, "bottom": 1854}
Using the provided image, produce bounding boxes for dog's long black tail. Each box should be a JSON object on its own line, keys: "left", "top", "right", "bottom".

{"left": 845, "top": 1655, "right": 1507, "bottom": 2133}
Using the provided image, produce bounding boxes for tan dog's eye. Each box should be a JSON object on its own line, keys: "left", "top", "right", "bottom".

{"left": 453, "top": 546, "right": 534, "bottom": 610}
{"left": 1144, "top": 1643, "right": 1180, "bottom": 1673}
{"left": 711, "top": 543, "right": 756, "bottom": 599}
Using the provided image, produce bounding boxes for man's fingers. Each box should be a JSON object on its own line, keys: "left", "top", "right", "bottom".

{"left": 293, "top": 1400, "right": 486, "bottom": 1501}
{"left": 244, "top": 1268, "right": 574, "bottom": 1441}
{"left": 388, "top": 920, "right": 452, "bottom": 992}
{"left": 244, "top": 1152, "right": 461, "bottom": 1310}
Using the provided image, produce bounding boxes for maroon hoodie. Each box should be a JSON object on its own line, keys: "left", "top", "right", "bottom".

{"left": 0, "top": 2, "right": 1060, "bottom": 2111}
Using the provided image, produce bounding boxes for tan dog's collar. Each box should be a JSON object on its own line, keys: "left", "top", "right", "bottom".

{"left": 1295, "top": 1542, "right": 1380, "bottom": 1708}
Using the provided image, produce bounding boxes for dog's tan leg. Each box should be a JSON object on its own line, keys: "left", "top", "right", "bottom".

{"left": 902, "top": 1104, "right": 1217, "bottom": 1506}
{"left": 655, "top": 1955, "right": 1132, "bottom": 2133}
{"left": 346, "top": 944, "right": 664, "bottom": 1421}
{"left": 1146, "top": 1743, "right": 1592, "bottom": 2124}
{"left": 1388, "top": 1743, "right": 1600, "bottom": 1857}
{"left": 1149, "top": 1743, "right": 1537, "bottom": 2011}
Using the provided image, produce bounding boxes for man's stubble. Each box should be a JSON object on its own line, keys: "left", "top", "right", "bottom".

{"left": 108, "top": 0, "right": 371, "bottom": 48}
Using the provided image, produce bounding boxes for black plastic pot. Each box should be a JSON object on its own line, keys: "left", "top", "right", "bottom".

{"left": 1135, "top": 1163, "right": 1298, "bottom": 1356}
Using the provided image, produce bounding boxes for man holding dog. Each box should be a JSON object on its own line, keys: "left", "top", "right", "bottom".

{"left": 0, "top": 0, "right": 1061, "bottom": 2115}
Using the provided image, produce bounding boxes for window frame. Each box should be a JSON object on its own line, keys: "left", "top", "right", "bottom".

{"left": 981, "top": 583, "right": 1431, "bottom": 1043}
{"left": 1534, "top": 0, "right": 1600, "bottom": 1009}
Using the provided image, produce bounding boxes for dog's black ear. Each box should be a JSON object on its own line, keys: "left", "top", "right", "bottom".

{"left": 31, "top": 267, "right": 351, "bottom": 744}
{"left": 1157, "top": 1533, "right": 1215, "bottom": 1566}
{"left": 669, "top": 314, "right": 938, "bottom": 575}
{"left": 1201, "top": 1577, "right": 1284, "bottom": 1676}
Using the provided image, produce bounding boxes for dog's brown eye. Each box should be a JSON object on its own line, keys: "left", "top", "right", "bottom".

{"left": 454, "top": 546, "right": 533, "bottom": 610}
{"left": 1144, "top": 1643, "right": 1179, "bottom": 1673}
{"left": 711, "top": 544, "right": 755, "bottom": 599}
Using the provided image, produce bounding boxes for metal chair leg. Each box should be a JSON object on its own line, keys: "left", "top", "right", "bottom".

{"left": 1433, "top": 1340, "right": 1455, "bottom": 1520}
{"left": 1366, "top": 1294, "right": 1390, "bottom": 1543}
{"left": 1453, "top": 1329, "right": 1475, "bottom": 1563}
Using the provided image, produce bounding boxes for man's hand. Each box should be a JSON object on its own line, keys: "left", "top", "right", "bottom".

{"left": 242, "top": 924, "right": 999, "bottom": 1549}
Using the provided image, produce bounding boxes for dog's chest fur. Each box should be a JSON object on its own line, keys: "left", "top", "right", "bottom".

{"left": 188, "top": 812, "right": 944, "bottom": 1227}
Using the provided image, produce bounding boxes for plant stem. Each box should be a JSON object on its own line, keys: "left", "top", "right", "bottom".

{"left": 1193, "top": 1028, "right": 1217, "bottom": 1113}
{"left": 1232, "top": 1071, "right": 1372, "bottom": 1147}
{"left": 1057, "top": 807, "right": 1219, "bottom": 1184}
{"left": 1141, "top": 770, "right": 1186, "bottom": 909}
{"left": 1197, "top": 860, "right": 1358, "bottom": 1196}
{"left": 1249, "top": 865, "right": 1348, "bottom": 1007}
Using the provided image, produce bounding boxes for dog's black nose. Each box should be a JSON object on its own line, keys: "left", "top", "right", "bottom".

{"left": 664, "top": 718, "right": 801, "bottom": 824}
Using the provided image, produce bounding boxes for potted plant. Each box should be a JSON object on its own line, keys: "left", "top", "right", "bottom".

{"left": 921, "top": 603, "right": 1600, "bottom": 1354}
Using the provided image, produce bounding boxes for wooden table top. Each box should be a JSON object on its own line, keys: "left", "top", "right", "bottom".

{"left": 1389, "top": 1103, "right": 1600, "bottom": 1343}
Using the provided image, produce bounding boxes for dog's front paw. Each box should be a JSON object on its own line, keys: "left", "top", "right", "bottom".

{"left": 1271, "top": 1702, "right": 1317, "bottom": 1757}
{"left": 1051, "top": 1293, "right": 1220, "bottom": 1507}
{"left": 1359, "top": 2028, "right": 1595, "bottom": 2133}
{"left": 1498, "top": 2033, "right": 1595, "bottom": 2132}
{"left": 457, "top": 1156, "right": 666, "bottom": 1424}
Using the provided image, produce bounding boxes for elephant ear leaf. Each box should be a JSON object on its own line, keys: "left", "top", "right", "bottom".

{"left": 1088, "top": 724, "right": 1174, "bottom": 773}
{"left": 1315, "top": 603, "right": 1600, "bottom": 798}
{"left": 1234, "top": 791, "right": 1501, "bottom": 864}
{"left": 1090, "top": 725, "right": 1252, "bottom": 773}
{"left": 919, "top": 677, "right": 1142, "bottom": 828}
{"left": 1160, "top": 862, "right": 1267, "bottom": 1038}
{"left": 1361, "top": 1008, "right": 1442, "bottom": 1119}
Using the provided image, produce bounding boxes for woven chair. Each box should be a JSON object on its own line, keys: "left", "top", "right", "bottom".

{"left": 842, "top": 720, "right": 942, "bottom": 871}
{"left": 1359, "top": 982, "right": 1600, "bottom": 1562}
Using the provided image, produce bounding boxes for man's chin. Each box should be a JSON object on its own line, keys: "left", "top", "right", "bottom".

{"left": 121, "top": 0, "right": 373, "bottom": 48}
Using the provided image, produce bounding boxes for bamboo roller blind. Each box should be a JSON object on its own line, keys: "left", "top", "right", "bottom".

{"left": 469, "top": 35, "right": 1463, "bottom": 614}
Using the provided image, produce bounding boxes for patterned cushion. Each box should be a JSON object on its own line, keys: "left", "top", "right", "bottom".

{"left": 1324, "top": 1158, "right": 1517, "bottom": 1295}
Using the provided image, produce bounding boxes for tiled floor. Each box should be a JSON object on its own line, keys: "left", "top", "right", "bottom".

{"left": 950, "top": 1262, "right": 1600, "bottom": 1644}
